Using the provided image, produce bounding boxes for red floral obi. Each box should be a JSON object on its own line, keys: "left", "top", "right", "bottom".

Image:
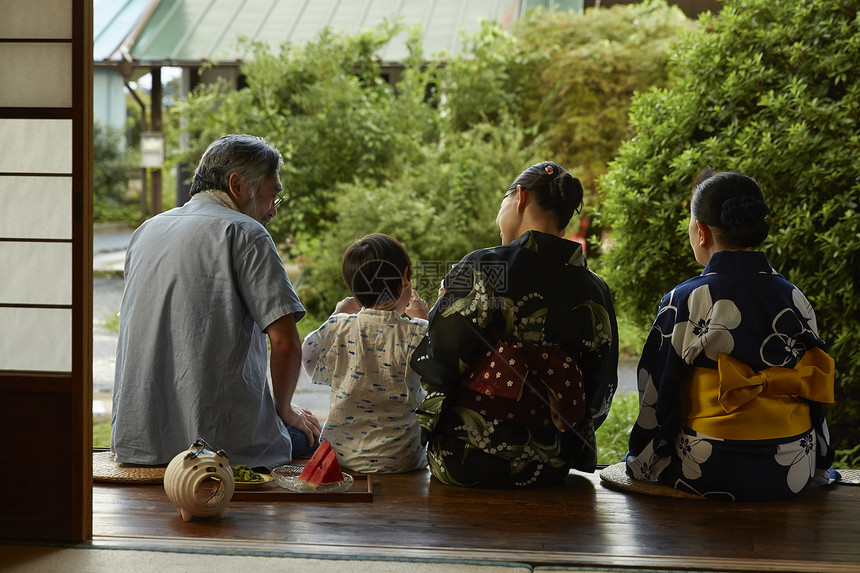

{"left": 455, "top": 339, "right": 585, "bottom": 432}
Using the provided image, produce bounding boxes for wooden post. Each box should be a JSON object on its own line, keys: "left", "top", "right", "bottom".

{"left": 150, "top": 66, "right": 163, "bottom": 215}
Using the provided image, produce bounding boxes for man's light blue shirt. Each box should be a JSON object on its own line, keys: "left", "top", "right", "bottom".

{"left": 112, "top": 193, "right": 305, "bottom": 469}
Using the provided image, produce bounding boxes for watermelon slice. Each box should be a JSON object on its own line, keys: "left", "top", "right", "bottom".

{"left": 298, "top": 439, "right": 344, "bottom": 484}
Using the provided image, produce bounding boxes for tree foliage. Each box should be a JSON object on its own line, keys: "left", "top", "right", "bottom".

{"left": 513, "top": 1, "right": 694, "bottom": 195}
{"left": 172, "top": 2, "right": 694, "bottom": 334}
{"left": 296, "top": 119, "right": 543, "bottom": 316}
{"left": 290, "top": 24, "right": 546, "bottom": 315}
{"left": 439, "top": 20, "right": 532, "bottom": 131}
{"left": 174, "top": 20, "right": 547, "bottom": 316}
{"left": 175, "top": 23, "right": 432, "bottom": 239}
{"left": 600, "top": 0, "right": 860, "bottom": 447}
{"left": 93, "top": 122, "right": 136, "bottom": 224}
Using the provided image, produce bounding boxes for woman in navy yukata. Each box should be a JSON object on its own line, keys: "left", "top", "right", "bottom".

{"left": 626, "top": 168, "right": 836, "bottom": 501}
{"left": 412, "top": 161, "right": 618, "bottom": 488}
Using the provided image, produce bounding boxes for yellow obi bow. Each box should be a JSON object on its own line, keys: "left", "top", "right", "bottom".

{"left": 683, "top": 347, "right": 835, "bottom": 441}
{"left": 718, "top": 348, "right": 834, "bottom": 412}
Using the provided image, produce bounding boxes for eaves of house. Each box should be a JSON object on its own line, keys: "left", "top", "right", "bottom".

{"left": 94, "top": 0, "right": 538, "bottom": 72}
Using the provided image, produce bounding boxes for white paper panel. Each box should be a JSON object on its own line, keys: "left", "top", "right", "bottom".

{"left": 0, "top": 307, "right": 71, "bottom": 372}
{"left": 0, "top": 243, "right": 72, "bottom": 305}
{"left": 0, "top": 44, "right": 72, "bottom": 108}
{"left": 0, "top": 177, "right": 72, "bottom": 239}
{"left": 0, "top": 120, "right": 72, "bottom": 174}
{"left": 0, "top": 0, "right": 72, "bottom": 38}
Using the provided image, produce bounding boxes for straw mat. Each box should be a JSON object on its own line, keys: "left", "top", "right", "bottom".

{"left": 600, "top": 462, "right": 860, "bottom": 498}
{"left": 599, "top": 462, "right": 704, "bottom": 500}
{"left": 837, "top": 468, "right": 860, "bottom": 485}
{"left": 93, "top": 450, "right": 166, "bottom": 484}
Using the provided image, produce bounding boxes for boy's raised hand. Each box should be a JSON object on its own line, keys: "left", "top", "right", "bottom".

{"left": 333, "top": 296, "right": 362, "bottom": 315}
{"left": 406, "top": 290, "right": 429, "bottom": 320}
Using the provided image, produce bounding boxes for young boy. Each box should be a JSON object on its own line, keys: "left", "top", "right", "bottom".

{"left": 301, "top": 234, "right": 429, "bottom": 473}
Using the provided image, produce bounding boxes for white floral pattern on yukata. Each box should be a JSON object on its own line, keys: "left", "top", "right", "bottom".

{"left": 671, "top": 285, "right": 741, "bottom": 364}
{"left": 775, "top": 431, "right": 817, "bottom": 493}
{"left": 760, "top": 289, "right": 820, "bottom": 367}
{"left": 626, "top": 251, "right": 834, "bottom": 501}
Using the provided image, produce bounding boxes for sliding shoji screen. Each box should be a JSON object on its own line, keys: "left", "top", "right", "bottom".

{"left": 0, "top": 0, "right": 93, "bottom": 540}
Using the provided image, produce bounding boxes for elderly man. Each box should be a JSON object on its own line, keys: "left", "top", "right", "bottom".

{"left": 112, "top": 134, "right": 320, "bottom": 469}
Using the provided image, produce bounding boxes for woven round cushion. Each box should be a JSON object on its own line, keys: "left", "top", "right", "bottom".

{"left": 599, "top": 462, "right": 704, "bottom": 500}
{"left": 837, "top": 468, "right": 860, "bottom": 485}
{"left": 93, "top": 450, "right": 166, "bottom": 484}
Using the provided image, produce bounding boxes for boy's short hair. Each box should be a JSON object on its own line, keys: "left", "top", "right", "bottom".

{"left": 342, "top": 234, "right": 412, "bottom": 308}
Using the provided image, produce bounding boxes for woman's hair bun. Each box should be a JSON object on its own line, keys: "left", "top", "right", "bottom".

{"left": 550, "top": 171, "right": 584, "bottom": 211}
{"left": 720, "top": 195, "right": 770, "bottom": 227}
{"left": 509, "top": 161, "right": 583, "bottom": 229}
{"left": 691, "top": 169, "right": 771, "bottom": 248}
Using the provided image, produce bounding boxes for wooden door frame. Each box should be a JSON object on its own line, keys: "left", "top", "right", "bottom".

{"left": 0, "top": 0, "right": 93, "bottom": 542}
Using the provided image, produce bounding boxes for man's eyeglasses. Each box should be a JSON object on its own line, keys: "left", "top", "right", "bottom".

{"left": 273, "top": 193, "right": 285, "bottom": 208}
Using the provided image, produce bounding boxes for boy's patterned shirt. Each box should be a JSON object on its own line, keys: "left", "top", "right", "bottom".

{"left": 302, "top": 308, "right": 428, "bottom": 473}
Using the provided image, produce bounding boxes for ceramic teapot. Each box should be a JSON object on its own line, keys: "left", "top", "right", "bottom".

{"left": 163, "top": 438, "right": 235, "bottom": 521}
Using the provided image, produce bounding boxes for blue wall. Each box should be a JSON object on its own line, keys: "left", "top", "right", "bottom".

{"left": 93, "top": 68, "right": 126, "bottom": 131}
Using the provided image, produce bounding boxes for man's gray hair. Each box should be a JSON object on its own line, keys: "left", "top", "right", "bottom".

{"left": 189, "top": 134, "right": 283, "bottom": 197}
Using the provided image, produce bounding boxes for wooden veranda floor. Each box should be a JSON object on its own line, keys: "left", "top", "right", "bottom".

{"left": 83, "top": 467, "right": 860, "bottom": 572}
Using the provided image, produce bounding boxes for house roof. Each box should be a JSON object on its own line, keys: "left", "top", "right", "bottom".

{"left": 96, "top": 0, "right": 522, "bottom": 66}
{"left": 93, "top": 0, "right": 156, "bottom": 60}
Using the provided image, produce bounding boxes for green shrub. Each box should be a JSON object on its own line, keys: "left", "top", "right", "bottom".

{"left": 279, "top": 5, "right": 691, "bottom": 315}
{"left": 513, "top": 1, "right": 694, "bottom": 195}
{"left": 175, "top": 20, "right": 549, "bottom": 316}
{"left": 616, "top": 314, "right": 649, "bottom": 357}
{"left": 439, "top": 20, "right": 531, "bottom": 132}
{"left": 295, "top": 118, "right": 545, "bottom": 316}
{"left": 834, "top": 444, "right": 860, "bottom": 470}
{"left": 171, "top": 5, "right": 697, "bottom": 349}
{"left": 93, "top": 122, "right": 137, "bottom": 224}
{"left": 600, "top": 0, "right": 860, "bottom": 449}
{"left": 175, "top": 23, "right": 437, "bottom": 241}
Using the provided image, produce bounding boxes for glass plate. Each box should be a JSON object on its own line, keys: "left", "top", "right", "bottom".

{"left": 271, "top": 464, "right": 354, "bottom": 493}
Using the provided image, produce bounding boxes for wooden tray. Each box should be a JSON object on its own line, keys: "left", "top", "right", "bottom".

{"left": 230, "top": 475, "right": 373, "bottom": 502}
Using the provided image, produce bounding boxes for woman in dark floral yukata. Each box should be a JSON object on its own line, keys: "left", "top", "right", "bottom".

{"left": 626, "top": 169, "right": 836, "bottom": 501}
{"left": 411, "top": 161, "right": 618, "bottom": 488}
